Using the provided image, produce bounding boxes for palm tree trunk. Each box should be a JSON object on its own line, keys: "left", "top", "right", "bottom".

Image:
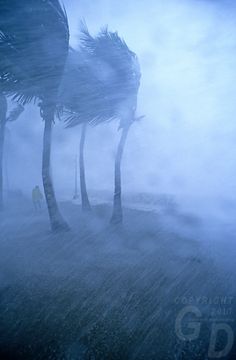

{"left": 0, "top": 94, "right": 7, "bottom": 212}
{"left": 42, "top": 103, "right": 69, "bottom": 232}
{"left": 0, "top": 120, "right": 5, "bottom": 211}
{"left": 80, "top": 123, "right": 91, "bottom": 212}
{"left": 110, "top": 125, "right": 130, "bottom": 224}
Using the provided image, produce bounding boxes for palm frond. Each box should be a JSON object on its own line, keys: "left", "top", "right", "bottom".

{"left": 0, "top": 92, "right": 7, "bottom": 123}
{"left": 79, "top": 20, "right": 96, "bottom": 53}
{"left": 60, "top": 25, "right": 141, "bottom": 129}
{"left": 6, "top": 103, "right": 24, "bottom": 122}
{"left": 0, "top": 0, "right": 70, "bottom": 103}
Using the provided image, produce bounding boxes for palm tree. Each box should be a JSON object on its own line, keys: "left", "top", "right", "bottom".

{"left": 60, "top": 25, "right": 141, "bottom": 223}
{"left": 60, "top": 46, "right": 99, "bottom": 212}
{"left": 0, "top": 93, "right": 24, "bottom": 211}
{"left": 0, "top": 1, "right": 69, "bottom": 231}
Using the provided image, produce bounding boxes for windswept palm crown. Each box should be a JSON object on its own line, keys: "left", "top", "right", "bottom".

{"left": 61, "top": 24, "right": 141, "bottom": 128}
{"left": 0, "top": 0, "right": 69, "bottom": 105}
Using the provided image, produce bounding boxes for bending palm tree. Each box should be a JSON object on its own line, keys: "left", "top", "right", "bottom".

{"left": 60, "top": 46, "right": 98, "bottom": 212}
{"left": 0, "top": 93, "right": 24, "bottom": 211}
{"left": 0, "top": 1, "right": 69, "bottom": 231}
{"left": 61, "top": 25, "right": 141, "bottom": 223}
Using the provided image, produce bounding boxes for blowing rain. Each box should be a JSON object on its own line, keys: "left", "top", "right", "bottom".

{"left": 0, "top": 1, "right": 235, "bottom": 359}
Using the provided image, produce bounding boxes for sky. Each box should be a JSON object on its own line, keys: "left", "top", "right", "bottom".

{"left": 5, "top": 0, "right": 236, "bottom": 209}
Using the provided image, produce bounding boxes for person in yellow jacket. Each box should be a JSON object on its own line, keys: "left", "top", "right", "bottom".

{"left": 32, "top": 185, "right": 43, "bottom": 211}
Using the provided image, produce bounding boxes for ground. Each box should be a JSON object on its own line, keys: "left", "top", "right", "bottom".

{"left": 0, "top": 196, "right": 235, "bottom": 359}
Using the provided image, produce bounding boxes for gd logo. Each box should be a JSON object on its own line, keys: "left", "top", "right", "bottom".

{"left": 175, "top": 306, "right": 234, "bottom": 358}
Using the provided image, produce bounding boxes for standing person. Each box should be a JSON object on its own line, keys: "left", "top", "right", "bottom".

{"left": 32, "top": 185, "right": 43, "bottom": 211}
